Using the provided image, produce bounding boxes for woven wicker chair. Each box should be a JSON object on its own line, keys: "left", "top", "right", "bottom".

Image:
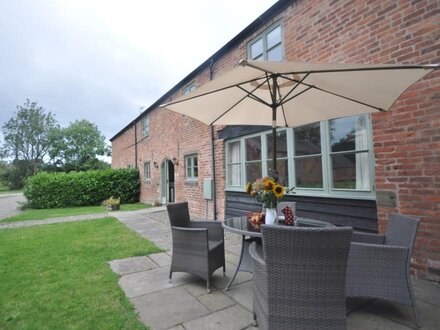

{"left": 249, "top": 225, "right": 353, "bottom": 330}
{"left": 346, "top": 213, "right": 421, "bottom": 327}
{"left": 166, "top": 202, "right": 225, "bottom": 293}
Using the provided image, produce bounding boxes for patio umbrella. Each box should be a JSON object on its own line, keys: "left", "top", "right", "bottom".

{"left": 160, "top": 60, "right": 437, "bottom": 178}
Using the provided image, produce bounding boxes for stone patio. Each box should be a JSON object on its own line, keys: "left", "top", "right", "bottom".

{"left": 111, "top": 208, "right": 440, "bottom": 330}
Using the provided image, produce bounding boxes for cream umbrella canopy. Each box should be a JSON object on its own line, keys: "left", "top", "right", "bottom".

{"left": 161, "top": 60, "right": 437, "bottom": 178}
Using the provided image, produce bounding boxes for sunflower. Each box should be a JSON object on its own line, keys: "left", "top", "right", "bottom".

{"left": 264, "top": 179, "right": 275, "bottom": 192}
{"left": 273, "top": 184, "right": 285, "bottom": 198}
{"left": 245, "top": 182, "right": 252, "bottom": 194}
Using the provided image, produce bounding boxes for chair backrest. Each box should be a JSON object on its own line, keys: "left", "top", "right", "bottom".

{"left": 385, "top": 214, "right": 420, "bottom": 252}
{"left": 260, "top": 225, "right": 353, "bottom": 325}
{"left": 276, "top": 201, "right": 296, "bottom": 217}
{"left": 166, "top": 202, "right": 191, "bottom": 228}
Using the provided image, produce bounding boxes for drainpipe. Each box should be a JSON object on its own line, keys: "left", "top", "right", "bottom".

{"left": 209, "top": 58, "right": 217, "bottom": 220}
{"left": 134, "top": 121, "right": 138, "bottom": 169}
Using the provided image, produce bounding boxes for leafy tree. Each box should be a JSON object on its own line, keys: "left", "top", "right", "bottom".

{"left": 0, "top": 100, "right": 58, "bottom": 187}
{"left": 48, "top": 119, "right": 110, "bottom": 172}
{"left": 1, "top": 99, "right": 58, "bottom": 163}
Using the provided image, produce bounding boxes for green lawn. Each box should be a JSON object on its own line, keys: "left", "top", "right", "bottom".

{"left": 0, "top": 217, "right": 161, "bottom": 329}
{"left": 1, "top": 203, "right": 153, "bottom": 223}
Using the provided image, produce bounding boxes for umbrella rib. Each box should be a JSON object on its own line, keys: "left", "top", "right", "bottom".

{"left": 160, "top": 76, "right": 267, "bottom": 107}
{"left": 237, "top": 86, "right": 271, "bottom": 107}
{"left": 281, "top": 86, "right": 314, "bottom": 104}
{"left": 279, "top": 73, "right": 310, "bottom": 104}
{"left": 210, "top": 76, "right": 271, "bottom": 125}
{"left": 275, "top": 82, "right": 288, "bottom": 127}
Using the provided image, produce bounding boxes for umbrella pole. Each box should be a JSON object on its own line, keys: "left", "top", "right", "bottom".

{"left": 271, "top": 75, "right": 278, "bottom": 182}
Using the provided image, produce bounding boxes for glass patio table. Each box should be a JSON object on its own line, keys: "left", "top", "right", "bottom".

{"left": 222, "top": 216, "right": 334, "bottom": 291}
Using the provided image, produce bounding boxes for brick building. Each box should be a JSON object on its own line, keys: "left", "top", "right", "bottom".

{"left": 111, "top": 0, "right": 440, "bottom": 280}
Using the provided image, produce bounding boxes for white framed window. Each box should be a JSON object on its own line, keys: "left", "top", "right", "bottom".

{"left": 225, "top": 114, "right": 376, "bottom": 200}
{"left": 141, "top": 116, "right": 149, "bottom": 138}
{"left": 183, "top": 82, "right": 196, "bottom": 95}
{"left": 144, "top": 162, "right": 151, "bottom": 181}
{"left": 226, "top": 141, "right": 242, "bottom": 187}
{"left": 248, "top": 22, "right": 283, "bottom": 61}
{"left": 185, "top": 154, "right": 198, "bottom": 180}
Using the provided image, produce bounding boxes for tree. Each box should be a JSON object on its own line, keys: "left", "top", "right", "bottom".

{"left": 48, "top": 119, "right": 111, "bottom": 172}
{"left": 1, "top": 99, "right": 58, "bottom": 163}
{"left": 0, "top": 100, "right": 58, "bottom": 187}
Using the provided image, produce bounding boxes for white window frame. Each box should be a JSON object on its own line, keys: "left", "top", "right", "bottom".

{"left": 247, "top": 21, "right": 284, "bottom": 61}
{"left": 226, "top": 140, "right": 243, "bottom": 188}
{"left": 225, "top": 115, "right": 376, "bottom": 200}
{"left": 141, "top": 116, "right": 149, "bottom": 138}
{"left": 185, "top": 154, "right": 198, "bottom": 181}
{"left": 144, "top": 162, "right": 151, "bottom": 181}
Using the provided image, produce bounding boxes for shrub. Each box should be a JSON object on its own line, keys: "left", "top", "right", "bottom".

{"left": 24, "top": 168, "right": 140, "bottom": 208}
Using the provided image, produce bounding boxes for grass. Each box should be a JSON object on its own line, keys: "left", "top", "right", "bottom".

{"left": 1, "top": 203, "right": 153, "bottom": 223}
{"left": 0, "top": 217, "right": 162, "bottom": 329}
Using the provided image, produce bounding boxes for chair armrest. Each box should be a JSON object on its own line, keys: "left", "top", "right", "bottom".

{"left": 171, "top": 226, "right": 209, "bottom": 254}
{"left": 352, "top": 231, "right": 385, "bottom": 244}
{"left": 349, "top": 242, "right": 409, "bottom": 269}
{"left": 190, "top": 221, "right": 224, "bottom": 242}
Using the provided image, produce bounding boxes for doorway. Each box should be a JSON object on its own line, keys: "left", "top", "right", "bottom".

{"left": 160, "top": 159, "right": 175, "bottom": 204}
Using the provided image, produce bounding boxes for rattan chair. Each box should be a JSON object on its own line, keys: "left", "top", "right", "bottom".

{"left": 346, "top": 213, "right": 421, "bottom": 327}
{"left": 166, "top": 202, "right": 225, "bottom": 293}
{"left": 249, "top": 225, "right": 353, "bottom": 330}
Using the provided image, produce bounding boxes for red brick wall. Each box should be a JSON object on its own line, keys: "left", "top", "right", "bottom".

{"left": 112, "top": 0, "right": 440, "bottom": 279}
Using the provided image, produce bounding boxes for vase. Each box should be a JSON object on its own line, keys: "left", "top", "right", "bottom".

{"left": 265, "top": 208, "right": 277, "bottom": 225}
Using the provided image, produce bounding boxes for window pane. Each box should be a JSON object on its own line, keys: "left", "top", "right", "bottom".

{"left": 267, "top": 25, "right": 281, "bottom": 49}
{"left": 295, "top": 122, "right": 321, "bottom": 156}
{"left": 295, "top": 156, "right": 323, "bottom": 188}
{"left": 246, "top": 162, "right": 262, "bottom": 183}
{"left": 267, "top": 44, "right": 282, "bottom": 61}
{"left": 267, "top": 159, "right": 288, "bottom": 186}
{"left": 228, "top": 164, "right": 241, "bottom": 186}
{"left": 246, "top": 136, "right": 261, "bottom": 161}
{"left": 193, "top": 165, "right": 198, "bottom": 178}
{"left": 332, "top": 152, "right": 369, "bottom": 190}
{"left": 228, "top": 141, "right": 241, "bottom": 163}
{"left": 267, "top": 130, "right": 287, "bottom": 159}
{"left": 330, "top": 115, "right": 368, "bottom": 152}
{"left": 250, "top": 38, "right": 263, "bottom": 60}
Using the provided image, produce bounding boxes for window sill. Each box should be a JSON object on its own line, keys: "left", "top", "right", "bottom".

{"left": 185, "top": 179, "right": 198, "bottom": 186}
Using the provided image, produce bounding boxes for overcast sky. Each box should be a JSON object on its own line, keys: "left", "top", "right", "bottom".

{"left": 0, "top": 0, "right": 276, "bottom": 143}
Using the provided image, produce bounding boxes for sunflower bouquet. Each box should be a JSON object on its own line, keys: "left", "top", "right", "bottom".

{"left": 245, "top": 177, "right": 290, "bottom": 209}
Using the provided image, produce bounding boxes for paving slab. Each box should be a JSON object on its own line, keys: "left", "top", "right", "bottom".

{"left": 131, "top": 286, "right": 210, "bottom": 330}
{"left": 196, "top": 289, "right": 236, "bottom": 312}
{"left": 223, "top": 280, "right": 254, "bottom": 312}
{"left": 119, "top": 266, "right": 197, "bottom": 298}
{"left": 109, "top": 256, "right": 158, "bottom": 275}
{"left": 182, "top": 304, "right": 253, "bottom": 330}
{"left": 211, "top": 261, "right": 253, "bottom": 290}
{"left": 413, "top": 279, "right": 440, "bottom": 306}
{"left": 149, "top": 252, "right": 172, "bottom": 267}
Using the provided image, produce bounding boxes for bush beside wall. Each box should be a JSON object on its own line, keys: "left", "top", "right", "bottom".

{"left": 24, "top": 169, "right": 140, "bottom": 208}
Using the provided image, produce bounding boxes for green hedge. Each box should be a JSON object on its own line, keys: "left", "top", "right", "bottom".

{"left": 24, "top": 169, "right": 140, "bottom": 208}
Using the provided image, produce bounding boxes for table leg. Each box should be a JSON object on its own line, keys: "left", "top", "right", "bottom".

{"left": 224, "top": 236, "right": 258, "bottom": 291}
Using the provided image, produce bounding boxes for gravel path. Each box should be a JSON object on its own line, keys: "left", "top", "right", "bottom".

{"left": 0, "top": 193, "right": 26, "bottom": 220}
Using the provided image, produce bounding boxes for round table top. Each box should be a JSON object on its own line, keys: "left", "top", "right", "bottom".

{"left": 222, "top": 216, "right": 334, "bottom": 238}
